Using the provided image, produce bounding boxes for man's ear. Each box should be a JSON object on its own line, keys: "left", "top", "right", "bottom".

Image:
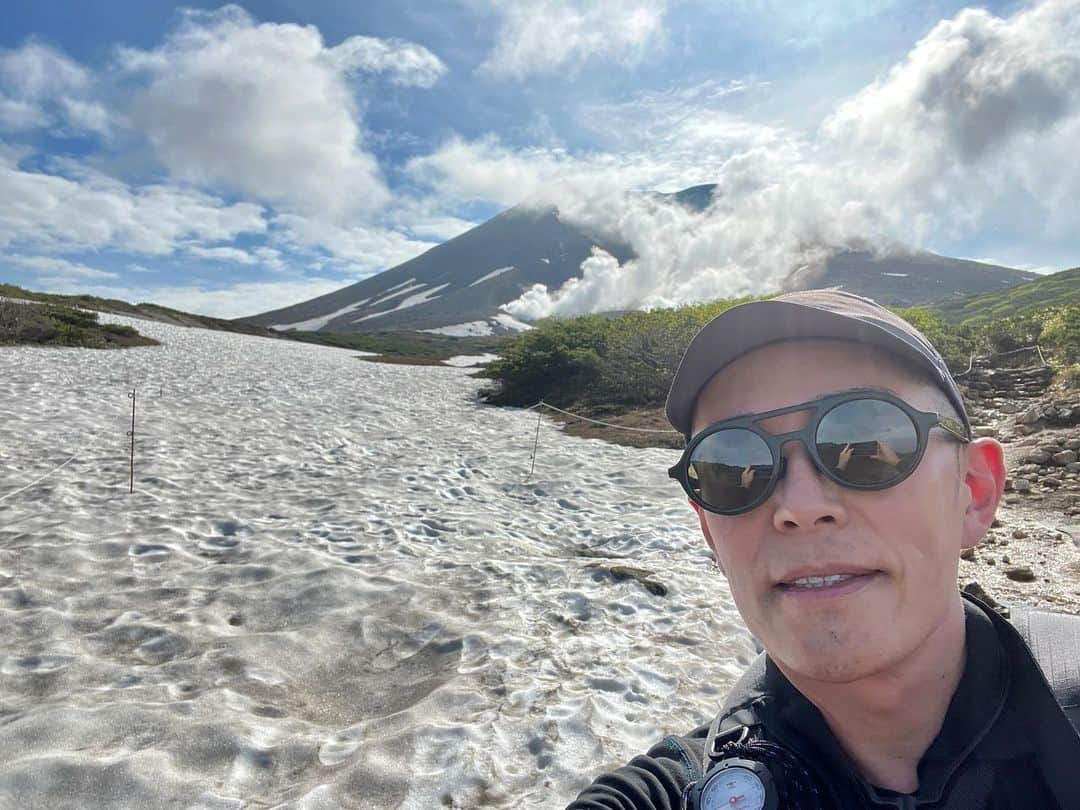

{"left": 961, "top": 438, "right": 1006, "bottom": 550}
{"left": 690, "top": 498, "right": 726, "bottom": 575}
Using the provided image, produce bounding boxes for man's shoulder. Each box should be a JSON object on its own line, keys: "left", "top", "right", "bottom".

{"left": 1008, "top": 603, "right": 1080, "bottom": 730}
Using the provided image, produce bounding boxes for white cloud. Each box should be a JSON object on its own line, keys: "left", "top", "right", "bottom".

{"left": 478, "top": 0, "right": 668, "bottom": 79}
{"left": 30, "top": 277, "right": 351, "bottom": 320}
{"left": 326, "top": 35, "right": 447, "bottom": 87}
{"left": 186, "top": 245, "right": 259, "bottom": 264}
{"left": 0, "top": 40, "right": 111, "bottom": 135}
{"left": 117, "top": 5, "right": 397, "bottom": 218}
{"left": 7, "top": 254, "right": 118, "bottom": 280}
{"left": 0, "top": 155, "right": 266, "bottom": 255}
{"left": 272, "top": 213, "right": 438, "bottom": 272}
{"left": 495, "top": 0, "right": 1080, "bottom": 318}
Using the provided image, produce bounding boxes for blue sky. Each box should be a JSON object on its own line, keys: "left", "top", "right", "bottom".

{"left": 1, "top": 0, "right": 1077, "bottom": 318}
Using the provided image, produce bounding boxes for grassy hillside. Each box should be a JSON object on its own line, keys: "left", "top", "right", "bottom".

{"left": 1, "top": 283, "right": 507, "bottom": 362}
{"left": 935, "top": 267, "right": 1080, "bottom": 323}
{"left": 0, "top": 300, "right": 159, "bottom": 349}
{"left": 0, "top": 283, "right": 281, "bottom": 339}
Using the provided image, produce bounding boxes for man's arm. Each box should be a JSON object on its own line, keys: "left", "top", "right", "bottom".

{"left": 565, "top": 734, "right": 704, "bottom": 809}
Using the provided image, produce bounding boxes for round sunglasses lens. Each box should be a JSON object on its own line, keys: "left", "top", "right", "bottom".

{"left": 816, "top": 398, "right": 919, "bottom": 486}
{"left": 688, "top": 429, "right": 774, "bottom": 512}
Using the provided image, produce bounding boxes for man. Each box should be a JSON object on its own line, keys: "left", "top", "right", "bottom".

{"left": 568, "top": 290, "right": 1080, "bottom": 809}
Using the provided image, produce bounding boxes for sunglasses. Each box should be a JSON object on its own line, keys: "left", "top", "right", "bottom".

{"left": 668, "top": 389, "right": 970, "bottom": 516}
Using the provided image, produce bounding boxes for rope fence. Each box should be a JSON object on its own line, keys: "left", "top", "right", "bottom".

{"left": 522, "top": 399, "right": 681, "bottom": 480}
{"left": 953, "top": 344, "right": 1049, "bottom": 378}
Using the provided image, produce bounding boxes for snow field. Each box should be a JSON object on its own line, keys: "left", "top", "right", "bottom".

{"left": 0, "top": 317, "right": 754, "bottom": 808}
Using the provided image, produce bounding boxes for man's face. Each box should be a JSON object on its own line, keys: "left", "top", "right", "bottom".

{"left": 691, "top": 340, "right": 977, "bottom": 684}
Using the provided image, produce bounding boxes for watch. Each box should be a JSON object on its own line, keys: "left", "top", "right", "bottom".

{"left": 683, "top": 757, "right": 779, "bottom": 810}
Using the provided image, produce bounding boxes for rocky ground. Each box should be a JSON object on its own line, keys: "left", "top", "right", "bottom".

{"left": 540, "top": 362, "right": 1080, "bottom": 615}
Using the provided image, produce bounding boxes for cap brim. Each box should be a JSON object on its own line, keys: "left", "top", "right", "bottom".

{"left": 665, "top": 298, "right": 954, "bottom": 438}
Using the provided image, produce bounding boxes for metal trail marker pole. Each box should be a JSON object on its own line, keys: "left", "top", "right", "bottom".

{"left": 127, "top": 388, "right": 136, "bottom": 494}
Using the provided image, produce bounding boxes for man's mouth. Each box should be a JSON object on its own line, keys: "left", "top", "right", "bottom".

{"left": 775, "top": 569, "right": 880, "bottom": 594}
{"left": 782, "top": 573, "right": 861, "bottom": 589}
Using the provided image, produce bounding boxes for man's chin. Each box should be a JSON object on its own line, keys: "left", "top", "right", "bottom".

{"left": 767, "top": 625, "right": 887, "bottom": 684}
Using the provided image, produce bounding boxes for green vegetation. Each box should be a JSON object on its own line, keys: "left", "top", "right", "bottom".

{"left": 0, "top": 300, "right": 159, "bottom": 348}
{"left": 0, "top": 283, "right": 278, "bottom": 338}
{"left": 285, "top": 329, "right": 508, "bottom": 365}
{"left": 482, "top": 272, "right": 1080, "bottom": 410}
{"left": 481, "top": 298, "right": 761, "bottom": 406}
{"left": 936, "top": 268, "right": 1080, "bottom": 323}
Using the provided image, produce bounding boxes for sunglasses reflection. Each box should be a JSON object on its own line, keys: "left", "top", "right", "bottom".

{"left": 834, "top": 440, "right": 902, "bottom": 472}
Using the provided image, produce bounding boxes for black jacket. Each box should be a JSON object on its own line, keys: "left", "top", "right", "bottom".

{"left": 566, "top": 596, "right": 1080, "bottom": 809}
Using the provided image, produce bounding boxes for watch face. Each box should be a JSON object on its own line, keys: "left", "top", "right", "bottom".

{"left": 700, "top": 766, "right": 768, "bottom": 810}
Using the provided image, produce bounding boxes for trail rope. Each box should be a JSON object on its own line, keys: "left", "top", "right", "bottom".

{"left": 528, "top": 400, "right": 681, "bottom": 434}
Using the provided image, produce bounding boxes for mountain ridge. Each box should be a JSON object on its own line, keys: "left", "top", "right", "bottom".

{"left": 233, "top": 183, "right": 1039, "bottom": 333}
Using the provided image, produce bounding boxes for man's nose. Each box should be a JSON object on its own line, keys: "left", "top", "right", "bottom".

{"left": 770, "top": 442, "right": 848, "bottom": 532}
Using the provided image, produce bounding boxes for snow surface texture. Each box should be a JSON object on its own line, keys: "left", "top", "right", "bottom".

{"left": 0, "top": 318, "right": 754, "bottom": 809}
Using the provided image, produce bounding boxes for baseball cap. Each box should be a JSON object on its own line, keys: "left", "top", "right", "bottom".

{"left": 664, "top": 289, "right": 972, "bottom": 440}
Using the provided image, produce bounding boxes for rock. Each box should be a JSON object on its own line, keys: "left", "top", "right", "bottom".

{"left": 1004, "top": 565, "right": 1036, "bottom": 582}
{"left": 1012, "top": 478, "right": 1032, "bottom": 493}
{"left": 1053, "top": 450, "right": 1078, "bottom": 465}
{"left": 999, "top": 402, "right": 1021, "bottom": 414}
{"left": 600, "top": 565, "right": 669, "bottom": 597}
{"left": 1012, "top": 528, "right": 1028, "bottom": 539}
{"left": 986, "top": 557, "right": 996, "bottom": 565}
{"left": 1005, "top": 495, "right": 1021, "bottom": 504}
{"left": 1002, "top": 555, "right": 1011, "bottom": 564}
{"left": 1022, "top": 451, "right": 1051, "bottom": 464}
{"left": 1044, "top": 476, "right": 1063, "bottom": 488}
{"left": 973, "top": 426, "right": 997, "bottom": 438}
{"left": 1066, "top": 462, "right": 1080, "bottom": 473}
{"left": 960, "top": 547, "right": 976, "bottom": 561}
{"left": 1065, "top": 438, "right": 1080, "bottom": 451}
{"left": 1040, "top": 444, "right": 1064, "bottom": 454}
{"left": 962, "top": 581, "right": 1010, "bottom": 617}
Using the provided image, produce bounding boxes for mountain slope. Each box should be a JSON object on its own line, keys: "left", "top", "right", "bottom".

{"left": 243, "top": 205, "right": 632, "bottom": 334}
{"left": 242, "top": 184, "right": 1039, "bottom": 334}
{"left": 934, "top": 266, "right": 1080, "bottom": 322}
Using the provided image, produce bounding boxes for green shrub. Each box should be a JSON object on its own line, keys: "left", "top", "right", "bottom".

{"left": 101, "top": 323, "right": 139, "bottom": 338}
{"left": 44, "top": 305, "right": 100, "bottom": 329}
{"left": 482, "top": 294, "right": 1080, "bottom": 410}
{"left": 482, "top": 297, "right": 759, "bottom": 407}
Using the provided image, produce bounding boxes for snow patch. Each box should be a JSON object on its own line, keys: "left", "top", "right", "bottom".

{"left": 371, "top": 283, "right": 425, "bottom": 307}
{"left": 880, "top": 272, "right": 909, "bottom": 277}
{"left": 381, "top": 278, "right": 417, "bottom": 295}
{"left": 442, "top": 353, "right": 500, "bottom": 367}
{"left": 271, "top": 299, "right": 370, "bottom": 332}
{"left": 421, "top": 321, "right": 494, "bottom": 337}
{"left": 356, "top": 283, "right": 451, "bottom": 322}
{"left": 494, "top": 312, "right": 533, "bottom": 332}
{"left": 468, "top": 266, "right": 514, "bottom": 287}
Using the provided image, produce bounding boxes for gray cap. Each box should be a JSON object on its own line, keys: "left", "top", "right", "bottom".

{"left": 665, "top": 289, "right": 971, "bottom": 440}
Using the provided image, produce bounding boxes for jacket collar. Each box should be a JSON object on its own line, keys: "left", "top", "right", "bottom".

{"left": 715, "top": 595, "right": 1012, "bottom": 805}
